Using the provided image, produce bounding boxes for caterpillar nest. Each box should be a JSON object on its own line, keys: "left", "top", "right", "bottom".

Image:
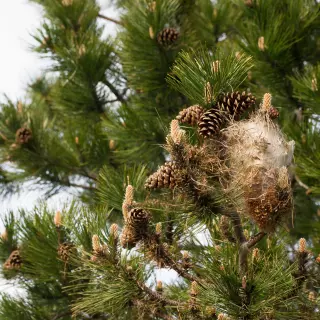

{"left": 220, "top": 94, "right": 294, "bottom": 232}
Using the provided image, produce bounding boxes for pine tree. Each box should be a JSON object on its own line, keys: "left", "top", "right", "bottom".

{"left": 1, "top": 0, "right": 320, "bottom": 319}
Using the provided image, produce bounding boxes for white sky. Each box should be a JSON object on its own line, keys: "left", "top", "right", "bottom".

{"left": 0, "top": 0, "right": 46, "bottom": 102}
{"left": 0, "top": 0, "right": 117, "bottom": 102}
{"left": 0, "top": 0, "right": 119, "bottom": 214}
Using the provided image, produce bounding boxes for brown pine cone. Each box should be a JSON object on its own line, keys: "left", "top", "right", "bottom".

{"left": 127, "top": 208, "right": 150, "bottom": 232}
{"left": 268, "top": 106, "right": 279, "bottom": 119}
{"left": 58, "top": 242, "right": 75, "bottom": 262}
{"left": 3, "top": 250, "right": 22, "bottom": 270}
{"left": 157, "top": 28, "right": 179, "bottom": 47}
{"left": 176, "top": 105, "right": 204, "bottom": 126}
{"left": 15, "top": 127, "right": 32, "bottom": 144}
{"left": 120, "top": 225, "right": 139, "bottom": 249}
{"left": 145, "top": 161, "right": 177, "bottom": 189}
{"left": 198, "top": 108, "right": 224, "bottom": 138}
{"left": 217, "top": 91, "right": 256, "bottom": 117}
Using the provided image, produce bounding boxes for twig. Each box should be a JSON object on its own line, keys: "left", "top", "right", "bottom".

{"left": 227, "top": 212, "right": 266, "bottom": 275}
{"left": 104, "top": 79, "right": 126, "bottom": 103}
{"left": 239, "top": 232, "right": 266, "bottom": 276}
{"left": 84, "top": 170, "right": 98, "bottom": 181}
{"left": 68, "top": 182, "right": 95, "bottom": 191}
{"left": 137, "top": 281, "right": 182, "bottom": 307}
{"left": 247, "top": 232, "right": 266, "bottom": 249}
{"left": 239, "top": 242, "right": 249, "bottom": 277}
{"left": 229, "top": 212, "right": 246, "bottom": 243}
{"left": 149, "top": 236, "right": 200, "bottom": 283}
{"left": 294, "top": 174, "right": 310, "bottom": 191}
{"left": 98, "top": 13, "right": 123, "bottom": 25}
{"left": 164, "top": 250, "right": 200, "bottom": 283}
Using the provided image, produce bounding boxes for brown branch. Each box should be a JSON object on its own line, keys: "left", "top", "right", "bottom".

{"left": 82, "top": 169, "right": 98, "bottom": 181}
{"left": 149, "top": 235, "right": 200, "bottom": 283}
{"left": 164, "top": 250, "right": 200, "bottom": 283}
{"left": 68, "top": 182, "right": 95, "bottom": 191}
{"left": 226, "top": 212, "right": 265, "bottom": 276}
{"left": 98, "top": 13, "right": 123, "bottom": 26}
{"left": 247, "top": 232, "right": 266, "bottom": 249}
{"left": 228, "top": 212, "right": 246, "bottom": 243}
{"left": 137, "top": 281, "right": 182, "bottom": 307}
{"left": 239, "top": 242, "right": 249, "bottom": 277}
{"left": 103, "top": 79, "right": 126, "bottom": 103}
{"left": 239, "top": 232, "right": 266, "bottom": 276}
{"left": 294, "top": 174, "right": 310, "bottom": 191}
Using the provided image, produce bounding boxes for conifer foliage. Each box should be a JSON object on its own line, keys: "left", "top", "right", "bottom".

{"left": 1, "top": 0, "right": 320, "bottom": 319}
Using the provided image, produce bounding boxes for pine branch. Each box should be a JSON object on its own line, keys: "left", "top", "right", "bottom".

{"left": 294, "top": 174, "right": 310, "bottom": 191}
{"left": 83, "top": 170, "right": 98, "bottom": 181}
{"left": 239, "top": 242, "right": 250, "bottom": 277}
{"left": 239, "top": 232, "right": 266, "bottom": 276}
{"left": 137, "top": 281, "right": 182, "bottom": 307}
{"left": 146, "top": 235, "right": 200, "bottom": 283}
{"left": 227, "top": 212, "right": 266, "bottom": 276}
{"left": 163, "top": 250, "right": 200, "bottom": 283}
{"left": 103, "top": 79, "right": 126, "bottom": 103}
{"left": 68, "top": 182, "right": 94, "bottom": 191}
{"left": 228, "top": 212, "right": 246, "bottom": 244}
{"left": 98, "top": 13, "right": 123, "bottom": 26}
{"left": 247, "top": 232, "right": 267, "bottom": 249}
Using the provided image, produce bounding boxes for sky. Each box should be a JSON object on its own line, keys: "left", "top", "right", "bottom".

{"left": 0, "top": 0, "right": 118, "bottom": 102}
{"left": 0, "top": 1, "right": 46, "bottom": 103}
{"left": 0, "top": 0, "right": 119, "bottom": 213}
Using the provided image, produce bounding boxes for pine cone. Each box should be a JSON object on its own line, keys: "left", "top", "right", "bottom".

{"left": 268, "top": 107, "right": 279, "bottom": 119}
{"left": 145, "top": 161, "right": 177, "bottom": 189}
{"left": 127, "top": 208, "right": 150, "bottom": 231}
{"left": 217, "top": 91, "right": 256, "bottom": 117}
{"left": 120, "top": 225, "right": 139, "bottom": 249}
{"left": 58, "top": 242, "right": 75, "bottom": 262}
{"left": 176, "top": 105, "right": 204, "bottom": 126}
{"left": 198, "top": 108, "right": 224, "bottom": 138}
{"left": 157, "top": 28, "right": 179, "bottom": 47}
{"left": 15, "top": 127, "right": 32, "bottom": 144}
{"left": 3, "top": 250, "right": 22, "bottom": 270}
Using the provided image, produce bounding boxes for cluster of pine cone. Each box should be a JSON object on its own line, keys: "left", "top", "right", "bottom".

{"left": 176, "top": 91, "right": 256, "bottom": 138}
{"left": 144, "top": 91, "right": 257, "bottom": 191}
